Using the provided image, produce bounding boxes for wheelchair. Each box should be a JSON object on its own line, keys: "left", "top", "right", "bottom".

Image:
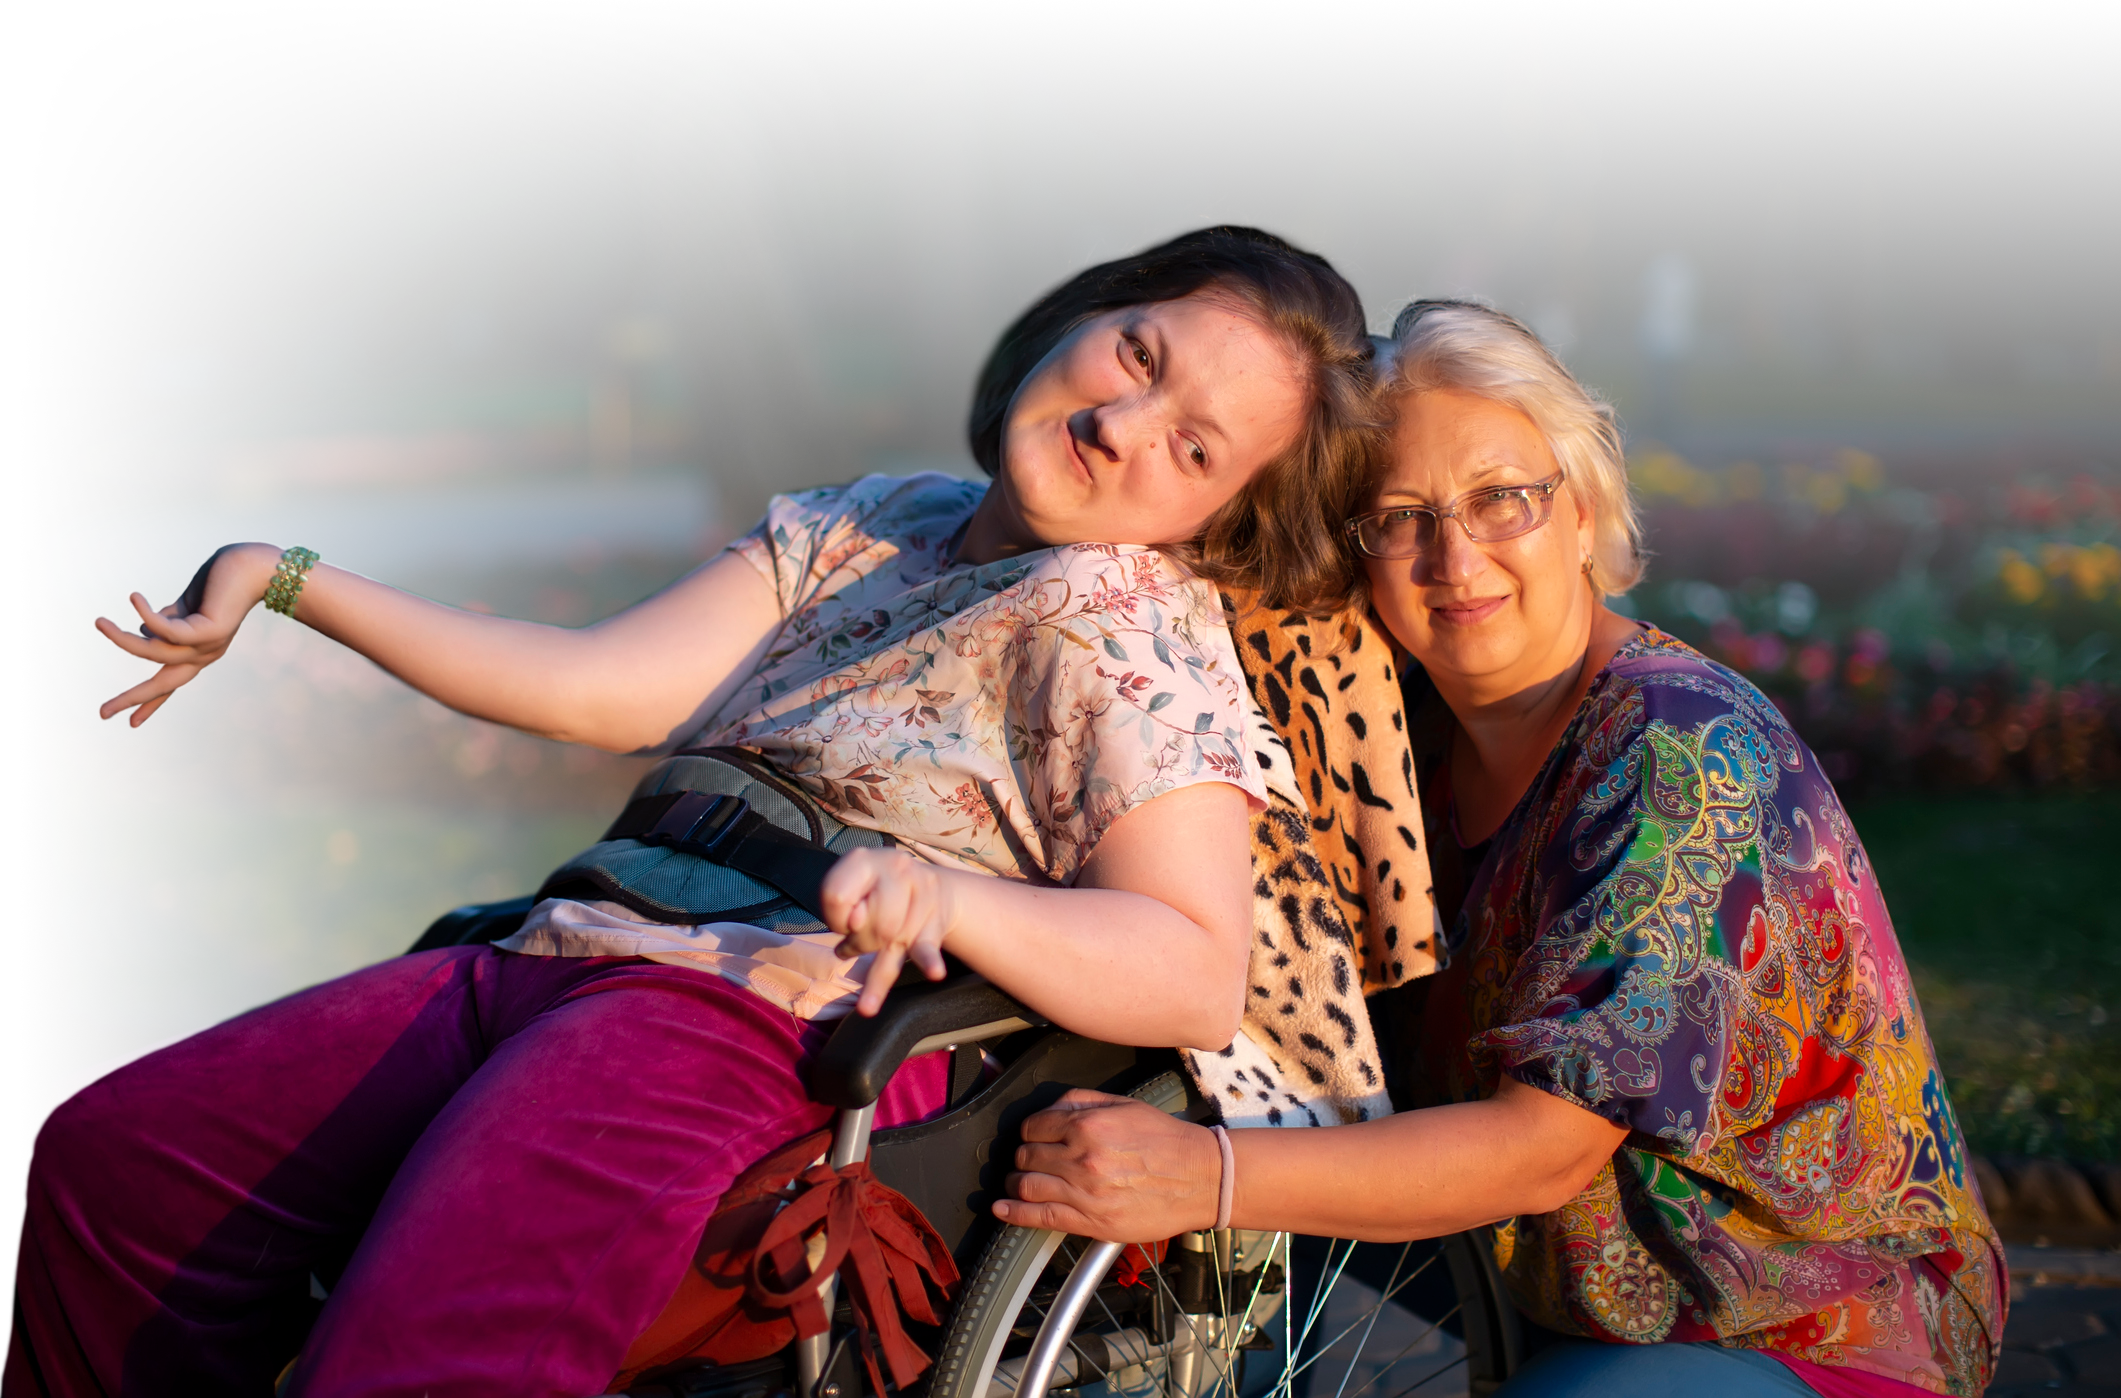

{"left": 410, "top": 899, "right": 1531, "bottom": 1398}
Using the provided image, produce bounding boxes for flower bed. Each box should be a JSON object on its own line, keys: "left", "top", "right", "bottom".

{"left": 1624, "top": 447, "right": 2121, "bottom": 797}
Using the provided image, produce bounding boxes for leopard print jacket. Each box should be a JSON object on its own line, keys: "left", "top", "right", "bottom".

{"left": 1180, "top": 595, "right": 1444, "bottom": 1127}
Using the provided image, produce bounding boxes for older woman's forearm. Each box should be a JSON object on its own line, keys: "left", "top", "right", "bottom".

{"left": 1227, "top": 1078, "right": 1628, "bottom": 1241}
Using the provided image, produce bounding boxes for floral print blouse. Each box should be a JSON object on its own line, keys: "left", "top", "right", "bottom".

{"left": 700, "top": 472, "right": 1264, "bottom": 880}
{"left": 1410, "top": 627, "right": 2003, "bottom": 1395}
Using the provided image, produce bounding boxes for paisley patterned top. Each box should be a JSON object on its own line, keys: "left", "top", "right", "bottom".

{"left": 703, "top": 472, "right": 1265, "bottom": 880}
{"left": 1411, "top": 627, "right": 2004, "bottom": 1395}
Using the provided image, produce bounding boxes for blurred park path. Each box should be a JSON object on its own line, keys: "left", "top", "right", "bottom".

{"left": 0, "top": 473, "right": 716, "bottom": 602}
{"left": 1995, "top": 1249, "right": 2121, "bottom": 1395}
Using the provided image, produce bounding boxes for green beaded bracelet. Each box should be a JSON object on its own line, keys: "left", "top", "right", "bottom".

{"left": 263, "top": 546, "right": 320, "bottom": 617}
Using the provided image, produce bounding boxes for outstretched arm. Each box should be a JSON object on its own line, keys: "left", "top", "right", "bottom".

{"left": 96, "top": 542, "right": 784, "bottom": 752}
{"left": 820, "top": 780, "right": 1254, "bottom": 1050}
{"left": 992, "top": 1077, "right": 1628, "bottom": 1242}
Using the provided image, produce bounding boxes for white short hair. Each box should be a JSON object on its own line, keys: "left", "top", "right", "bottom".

{"left": 1378, "top": 300, "right": 1646, "bottom": 595}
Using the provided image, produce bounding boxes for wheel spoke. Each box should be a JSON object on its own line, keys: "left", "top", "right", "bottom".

{"left": 1328, "top": 1244, "right": 1414, "bottom": 1398}
{"left": 1279, "top": 1253, "right": 1442, "bottom": 1389}
{"left": 1141, "top": 1243, "right": 1241, "bottom": 1396}
{"left": 968, "top": 1230, "right": 1468, "bottom": 1398}
{"left": 1335, "top": 1303, "right": 1463, "bottom": 1398}
{"left": 1273, "top": 1240, "right": 1358, "bottom": 1398}
{"left": 1210, "top": 1232, "right": 1290, "bottom": 1398}
{"left": 1316, "top": 1251, "right": 1438, "bottom": 1354}
{"left": 1211, "top": 1239, "right": 1232, "bottom": 1391}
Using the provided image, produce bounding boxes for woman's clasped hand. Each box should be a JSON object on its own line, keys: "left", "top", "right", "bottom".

{"left": 994, "top": 1089, "right": 1226, "bottom": 1240}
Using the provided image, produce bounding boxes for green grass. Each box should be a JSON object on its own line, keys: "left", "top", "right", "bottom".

{"left": 2, "top": 704, "right": 598, "bottom": 1022}
{"left": 1854, "top": 792, "right": 2121, "bottom": 1161}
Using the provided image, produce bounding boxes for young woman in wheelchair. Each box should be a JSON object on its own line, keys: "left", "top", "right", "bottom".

{"left": 998, "top": 303, "right": 2004, "bottom": 1398}
{"left": 9, "top": 228, "right": 1383, "bottom": 1397}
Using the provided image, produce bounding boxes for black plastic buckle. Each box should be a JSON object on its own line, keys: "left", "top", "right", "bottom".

{"left": 638, "top": 791, "right": 750, "bottom": 859}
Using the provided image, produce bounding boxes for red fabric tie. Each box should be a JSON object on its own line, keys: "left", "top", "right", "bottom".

{"left": 749, "top": 1160, "right": 961, "bottom": 1393}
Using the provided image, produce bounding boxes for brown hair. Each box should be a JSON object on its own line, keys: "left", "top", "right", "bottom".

{"left": 967, "top": 226, "right": 1383, "bottom": 611}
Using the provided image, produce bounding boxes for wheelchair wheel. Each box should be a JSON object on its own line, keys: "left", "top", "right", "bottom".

{"left": 924, "top": 1073, "right": 1527, "bottom": 1398}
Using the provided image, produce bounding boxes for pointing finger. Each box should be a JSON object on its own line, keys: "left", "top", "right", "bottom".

{"left": 910, "top": 934, "right": 947, "bottom": 981}
{"left": 857, "top": 946, "right": 905, "bottom": 1017}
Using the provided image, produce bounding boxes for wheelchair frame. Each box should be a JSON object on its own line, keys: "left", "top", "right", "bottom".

{"left": 409, "top": 899, "right": 1529, "bottom": 1398}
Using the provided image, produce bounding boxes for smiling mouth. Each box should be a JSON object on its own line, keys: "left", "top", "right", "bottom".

{"left": 1430, "top": 597, "right": 1507, "bottom": 626}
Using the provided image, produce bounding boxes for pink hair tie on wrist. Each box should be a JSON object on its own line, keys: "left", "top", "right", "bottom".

{"left": 1210, "top": 1124, "right": 1235, "bottom": 1231}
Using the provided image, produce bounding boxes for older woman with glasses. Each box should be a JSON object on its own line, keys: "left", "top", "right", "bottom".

{"left": 997, "top": 302, "right": 2004, "bottom": 1397}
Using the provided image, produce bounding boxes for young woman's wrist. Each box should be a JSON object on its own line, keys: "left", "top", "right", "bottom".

{"left": 226, "top": 542, "right": 291, "bottom": 607}
{"left": 931, "top": 864, "right": 983, "bottom": 957}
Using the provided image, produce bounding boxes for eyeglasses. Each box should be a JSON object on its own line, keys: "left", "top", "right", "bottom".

{"left": 1343, "top": 475, "right": 1565, "bottom": 559}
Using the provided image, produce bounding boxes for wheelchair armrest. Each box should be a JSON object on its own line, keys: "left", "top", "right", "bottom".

{"left": 406, "top": 895, "right": 540, "bottom": 954}
{"left": 808, "top": 967, "right": 1049, "bottom": 1109}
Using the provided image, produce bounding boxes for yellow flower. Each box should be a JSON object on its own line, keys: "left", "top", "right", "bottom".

{"left": 1997, "top": 549, "right": 2044, "bottom": 605}
{"left": 1806, "top": 473, "right": 1848, "bottom": 514}
{"left": 1630, "top": 452, "right": 1679, "bottom": 495}
{"left": 2070, "top": 543, "right": 2121, "bottom": 601}
{"left": 1837, "top": 448, "right": 1885, "bottom": 494}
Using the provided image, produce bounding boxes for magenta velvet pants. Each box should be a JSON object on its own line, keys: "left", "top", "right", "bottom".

{"left": 5, "top": 946, "right": 946, "bottom": 1398}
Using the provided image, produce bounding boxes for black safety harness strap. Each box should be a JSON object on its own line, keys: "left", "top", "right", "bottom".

{"left": 601, "top": 790, "right": 848, "bottom": 922}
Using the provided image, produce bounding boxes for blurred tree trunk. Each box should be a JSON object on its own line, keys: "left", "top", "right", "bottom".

{"left": 869, "top": 0, "right": 984, "bottom": 456}
{"left": 619, "top": 0, "right": 848, "bottom": 521}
